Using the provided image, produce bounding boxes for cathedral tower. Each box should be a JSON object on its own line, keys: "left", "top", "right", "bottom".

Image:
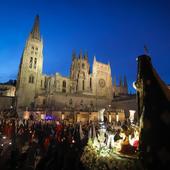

{"left": 92, "top": 56, "right": 113, "bottom": 100}
{"left": 16, "top": 15, "right": 43, "bottom": 111}
{"left": 123, "top": 75, "right": 128, "bottom": 94}
{"left": 70, "top": 50, "right": 91, "bottom": 93}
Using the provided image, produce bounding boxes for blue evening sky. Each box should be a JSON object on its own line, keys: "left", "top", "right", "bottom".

{"left": 0, "top": 0, "right": 170, "bottom": 93}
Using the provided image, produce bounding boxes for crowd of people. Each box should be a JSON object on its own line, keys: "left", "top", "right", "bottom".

{"left": 0, "top": 116, "right": 139, "bottom": 170}
{"left": 0, "top": 118, "right": 90, "bottom": 170}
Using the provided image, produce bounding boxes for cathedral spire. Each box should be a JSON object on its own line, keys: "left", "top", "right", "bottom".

{"left": 113, "top": 75, "right": 116, "bottom": 87}
{"left": 79, "top": 49, "right": 83, "bottom": 59}
{"left": 124, "top": 75, "right": 127, "bottom": 87}
{"left": 30, "top": 15, "right": 40, "bottom": 40}
{"left": 119, "top": 76, "right": 123, "bottom": 87}
{"left": 84, "top": 51, "right": 88, "bottom": 60}
{"left": 72, "top": 49, "right": 76, "bottom": 60}
{"left": 108, "top": 61, "right": 111, "bottom": 71}
{"left": 93, "top": 55, "right": 96, "bottom": 63}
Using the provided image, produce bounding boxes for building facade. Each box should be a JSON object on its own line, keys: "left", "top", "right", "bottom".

{"left": 16, "top": 16, "right": 128, "bottom": 113}
{"left": 112, "top": 75, "right": 128, "bottom": 97}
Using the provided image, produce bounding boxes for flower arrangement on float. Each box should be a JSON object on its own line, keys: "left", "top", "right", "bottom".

{"left": 81, "top": 109, "right": 141, "bottom": 170}
{"left": 81, "top": 138, "right": 138, "bottom": 170}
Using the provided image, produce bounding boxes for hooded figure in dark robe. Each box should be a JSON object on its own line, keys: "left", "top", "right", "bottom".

{"left": 135, "top": 55, "right": 170, "bottom": 170}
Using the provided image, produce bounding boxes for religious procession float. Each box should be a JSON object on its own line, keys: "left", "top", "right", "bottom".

{"left": 80, "top": 108, "right": 141, "bottom": 170}
{"left": 81, "top": 54, "right": 170, "bottom": 170}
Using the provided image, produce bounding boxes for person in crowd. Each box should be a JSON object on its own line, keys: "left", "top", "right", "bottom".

{"left": 114, "top": 129, "right": 123, "bottom": 142}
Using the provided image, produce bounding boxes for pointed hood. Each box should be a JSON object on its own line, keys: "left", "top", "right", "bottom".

{"left": 30, "top": 15, "right": 40, "bottom": 40}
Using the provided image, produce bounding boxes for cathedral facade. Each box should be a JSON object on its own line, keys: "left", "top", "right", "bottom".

{"left": 16, "top": 16, "right": 127, "bottom": 113}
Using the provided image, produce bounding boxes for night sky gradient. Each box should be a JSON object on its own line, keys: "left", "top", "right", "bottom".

{"left": 0, "top": 0, "right": 170, "bottom": 93}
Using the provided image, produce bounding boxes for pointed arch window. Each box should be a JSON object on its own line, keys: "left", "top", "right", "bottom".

{"left": 82, "top": 80, "right": 85, "bottom": 90}
{"left": 44, "top": 78, "right": 47, "bottom": 88}
{"left": 29, "top": 57, "right": 33, "bottom": 68}
{"left": 29, "top": 75, "right": 34, "bottom": 84}
{"left": 62, "top": 80, "right": 66, "bottom": 93}
{"left": 63, "top": 80, "right": 66, "bottom": 87}
{"left": 34, "top": 58, "right": 37, "bottom": 69}
{"left": 90, "top": 77, "right": 92, "bottom": 89}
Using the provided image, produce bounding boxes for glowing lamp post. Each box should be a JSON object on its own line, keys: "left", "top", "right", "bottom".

{"left": 129, "top": 110, "right": 136, "bottom": 124}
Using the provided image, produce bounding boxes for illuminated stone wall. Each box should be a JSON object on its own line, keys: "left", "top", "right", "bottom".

{"left": 0, "top": 85, "right": 16, "bottom": 97}
{"left": 0, "top": 96, "right": 15, "bottom": 110}
{"left": 35, "top": 93, "right": 111, "bottom": 111}
{"left": 27, "top": 110, "right": 126, "bottom": 123}
{"left": 111, "top": 95, "right": 137, "bottom": 119}
{"left": 92, "top": 57, "right": 113, "bottom": 99}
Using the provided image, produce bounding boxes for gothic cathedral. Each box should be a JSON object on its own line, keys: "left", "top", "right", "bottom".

{"left": 16, "top": 15, "right": 128, "bottom": 112}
